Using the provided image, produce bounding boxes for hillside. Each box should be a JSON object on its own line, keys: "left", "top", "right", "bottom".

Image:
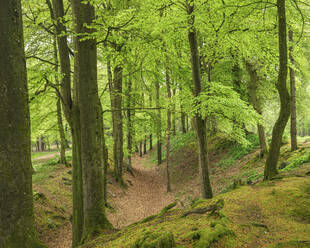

{"left": 31, "top": 134, "right": 310, "bottom": 248}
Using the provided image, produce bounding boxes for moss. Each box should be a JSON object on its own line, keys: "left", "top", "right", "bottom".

{"left": 190, "top": 199, "right": 208, "bottom": 208}
{"left": 140, "top": 214, "right": 158, "bottom": 224}
{"left": 132, "top": 231, "right": 176, "bottom": 248}
{"left": 188, "top": 223, "right": 235, "bottom": 248}
{"left": 272, "top": 241, "right": 310, "bottom": 247}
{"left": 159, "top": 202, "right": 177, "bottom": 216}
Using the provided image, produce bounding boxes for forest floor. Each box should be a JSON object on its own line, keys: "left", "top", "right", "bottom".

{"left": 33, "top": 135, "right": 310, "bottom": 248}
{"left": 33, "top": 152, "right": 184, "bottom": 247}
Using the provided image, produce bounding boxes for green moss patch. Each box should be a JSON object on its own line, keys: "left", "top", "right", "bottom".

{"left": 187, "top": 223, "right": 235, "bottom": 248}
{"left": 132, "top": 231, "right": 176, "bottom": 248}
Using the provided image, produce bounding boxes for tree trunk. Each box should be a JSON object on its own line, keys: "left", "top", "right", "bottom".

{"left": 72, "top": 0, "right": 111, "bottom": 243}
{"left": 166, "top": 71, "right": 172, "bottom": 192}
{"left": 139, "top": 141, "right": 143, "bottom": 157}
{"left": 156, "top": 81, "right": 162, "bottom": 165}
{"left": 126, "top": 78, "right": 133, "bottom": 172}
{"left": 245, "top": 61, "right": 268, "bottom": 156}
{"left": 57, "top": 99, "right": 67, "bottom": 164}
{"left": 51, "top": 0, "right": 84, "bottom": 244}
{"left": 187, "top": 0, "right": 213, "bottom": 199}
{"left": 172, "top": 88, "right": 176, "bottom": 136}
{"left": 50, "top": 27, "right": 67, "bottom": 165}
{"left": 0, "top": 1, "right": 44, "bottom": 246}
{"left": 289, "top": 30, "right": 298, "bottom": 151}
{"left": 144, "top": 136, "right": 147, "bottom": 154}
{"left": 180, "top": 95, "right": 187, "bottom": 134}
{"left": 264, "top": 0, "right": 291, "bottom": 180}
{"left": 111, "top": 65, "right": 124, "bottom": 184}
{"left": 150, "top": 134, "right": 153, "bottom": 150}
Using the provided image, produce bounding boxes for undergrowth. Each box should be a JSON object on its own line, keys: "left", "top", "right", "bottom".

{"left": 216, "top": 134, "right": 260, "bottom": 168}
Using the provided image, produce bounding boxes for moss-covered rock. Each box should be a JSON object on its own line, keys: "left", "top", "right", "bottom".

{"left": 132, "top": 231, "right": 176, "bottom": 248}
{"left": 188, "top": 223, "right": 235, "bottom": 248}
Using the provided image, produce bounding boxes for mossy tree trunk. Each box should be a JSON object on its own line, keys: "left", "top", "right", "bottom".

{"left": 51, "top": 0, "right": 84, "bottom": 245}
{"left": 0, "top": 1, "right": 44, "bottom": 247}
{"left": 289, "top": 30, "right": 298, "bottom": 151}
{"left": 72, "top": 0, "right": 111, "bottom": 243}
{"left": 186, "top": 0, "right": 213, "bottom": 199}
{"left": 245, "top": 61, "right": 268, "bottom": 156}
{"left": 264, "top": 0, "right": 291, "bottom": 180}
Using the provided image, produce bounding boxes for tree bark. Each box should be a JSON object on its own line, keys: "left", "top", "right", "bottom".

{"left": 289, "top": 30, "right": 298, "bottom": 151}
{"left": 51, "top": 0, "right": 84, "bottom": 244}
{"left": 172, "top": 88, "right": 176, "bottom": 136}
{"left": 139, "top": 141, "right": 143, "bottom": 157}
{"left": 50, "top": 26, "right": 67, "bottom": 165}
{"left": 126, "top": 78, "right": 133, "bottom": 172}
{"left": 166, "top": 71, "right": 172, "bottom": 192}
{"left": 155, "top": 81, "right": 162, "bottom": 165}
{"left": 72, "top": 0, "right": 111, "bottom": 243}
{"left": 144, "top": 136, "right": 147, "bottom": 154}
{"left": 57, "top": 99, "right": 67, "bottom": 164}
{"left": 111, "top": 65, "right": 124, "bottom": 184}
{"left": 187, "top": 0, "right": 213, "bottom": 199}
{"left": 0, "top": 1, "right": 44, "bottom": 247}
{"left": 245, "top": 61, "right": 268, "bottom": 156}
{"left": 264, "top": 0, "right": 291, "bottom": 180}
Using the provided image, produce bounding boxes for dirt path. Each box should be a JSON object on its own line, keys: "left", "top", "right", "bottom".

{"left": 42, "top": 153, "right": 176, "bottom": 247}
{"left": 107, "top": 154, "right": 176, "bottom": 228}
{"left": 33, "top": 152, "right": 59, "bottom": 162}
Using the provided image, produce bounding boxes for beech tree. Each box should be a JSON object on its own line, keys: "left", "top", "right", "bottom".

{"left": 0, "top": 1, "right": 44, "bottom": 247}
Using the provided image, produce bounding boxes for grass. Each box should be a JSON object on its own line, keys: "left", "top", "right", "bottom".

{"left": 32, "top": 160, "right": 60, "bottom": 184}
{"left": 32, "top": 150, "right": 58, "bottom": 159}
{"left": 216, "top": 134, "right": 260, "bottom": 169}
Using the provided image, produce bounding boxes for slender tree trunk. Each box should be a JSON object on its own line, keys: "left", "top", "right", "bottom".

{"left": 289, "top": 30, "right": 298, "bottom": 151}
{"left": 156, "top": 81, "right": 162, "bottom": 165}
{"left": 172, "top": 88, "right": 176, "bottom": 136}
{"left": 144, "top": 136, "right": 147, "bottom": 154}
{"left": 51, "top": 29, "right": 67, "bottom": 165}
{"left": 98, "top": 100, "right": 109, "bottom": 207}
{"left": 264, "top": 0, "right": 291, "bottom": 180}
{"left": 0, "top": 1, "right": 44, "bottom": 246}
{"left": 57, "top": 99, "right": 67, "bottom": 164}
{"left": 111, "top": 66, "right": 124, "bottom": 184}
{"left": 180, "top": 91, "right": 187, "bottom": 134}
{"left": 166, "top": 71, "right": 172, "bottom": 192}
{"left": 150, "top": 134, "right": 153, "bottom": 150}
{"left": 126, "top": 78, "right": 133, "bottom": 172}
{"left": 187, "top": 0, "right": 213, "bottom": 199}
{"left": 149, "top": 94, "right": 153, "bottom": 150}
{"left": 245, "top": 61, "right": 268, "bottom": 156}
{"left": 72, "top": 0, "right": 111, "bottom": 243}
{"left": 139, "top": 141, "right": 143, "bottom": 157}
